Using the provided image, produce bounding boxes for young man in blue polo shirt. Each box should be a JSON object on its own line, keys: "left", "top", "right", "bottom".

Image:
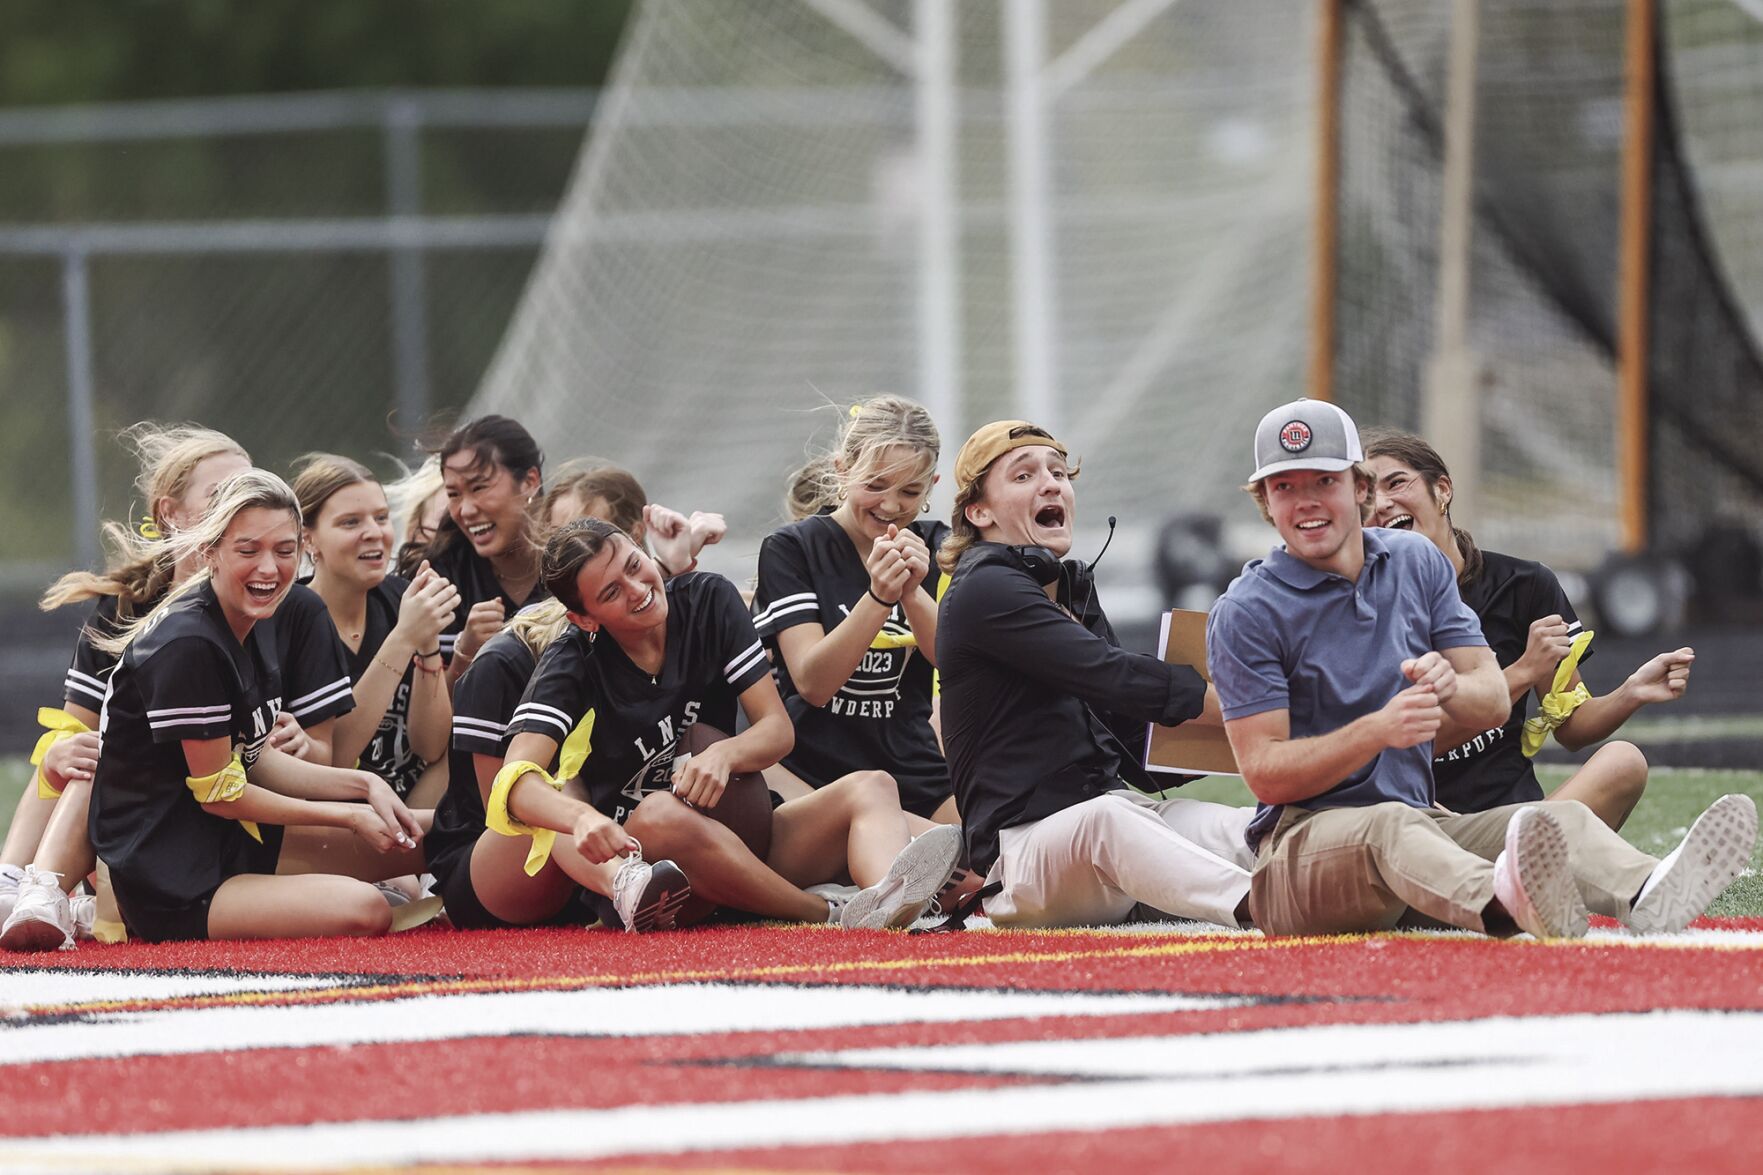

{"left": 1208, "top": 398, "right": 1757, "bottom": 938}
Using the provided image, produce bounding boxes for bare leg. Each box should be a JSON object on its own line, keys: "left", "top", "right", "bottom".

{"left": 761, "top": 763, "right": 813, "bottom": 802}
{"left": 28, "top": 779, "right": 95, "bottom": 890}
{"left": 625, "top": 791, "right": 825, "bottom": 922}
{"left": 1548, "top": 741, "right": 1649, "bottom": 831}
{"left": 277, "top": 821, "right": 429, "bottom": 882}
{"left": 207, "top": 873, "right": 391, "bottom": 940}
{"left": 464, "top": 829, "right": 579, "bottom": 925}
{"left": 768, "top": 771, "right": 910, "bottom": 889}
{"left": 927, "top": 795, "right": 961, "bottom": 826}
{"left": 407, "top": 761, "right": 449, "bottom": 810}
{"left": 1, "top": 787, "right": 57, "bottom": 867}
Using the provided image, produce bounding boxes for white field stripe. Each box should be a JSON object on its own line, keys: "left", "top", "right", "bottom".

{"left": 0, "top": 970, "right": 357, "bottom": 1009}
{"left": 6, "top": 1009, "right": 1763, "bottom": 1171}
{"left": 752, "top": 592, "right": 816, "bottom": 627}
{"left": 288, "top": 676, "right": 353, "bottom": 712}
{"left": 288, "top": 682, "right": 353, "bottom": 719}
{"left": 0, "top": 982, "right": 1234, "bottom": 1068}
{"left": 724, "top": 641, "right": 766, "bottom": 682}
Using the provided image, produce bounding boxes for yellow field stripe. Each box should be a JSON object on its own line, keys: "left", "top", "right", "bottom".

{"left": 17, "top": 926, "right": 1751, "bottom": 1018}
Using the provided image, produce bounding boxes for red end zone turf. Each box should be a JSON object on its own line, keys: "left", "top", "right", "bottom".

{"left": 0, "top": 922, "right": 1759, "bottom": 1172}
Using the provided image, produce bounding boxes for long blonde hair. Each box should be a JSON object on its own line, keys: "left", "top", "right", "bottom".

{"left": 504, "top": 599, "right": 571, "bottom": 659}
{"left": 93, "top": 470, "right": 301, "bottom": 657}
{"left": 40, "top": 424, "right": 249, "bottom": 616}
{"left": 786, "top": 396, "right": 940, "bottom": 520}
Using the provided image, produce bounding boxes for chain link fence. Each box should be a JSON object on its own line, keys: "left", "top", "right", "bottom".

{"left": 0, "top": 89, "right": 597, "bottom": 593}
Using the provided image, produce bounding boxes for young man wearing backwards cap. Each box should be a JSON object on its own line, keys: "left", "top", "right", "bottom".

{"left": 935, "top": 421, "right": 1256, "bottom": 929}
{"left": 1206, "top": 398, "right": 1757, "bottom": 938}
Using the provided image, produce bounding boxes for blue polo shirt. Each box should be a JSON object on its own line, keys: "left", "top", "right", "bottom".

{"left": 1206, "top": 527, "right": 1487, "bottom": 849}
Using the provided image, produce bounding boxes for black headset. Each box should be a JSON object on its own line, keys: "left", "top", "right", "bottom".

{"left": 1007, "top": 516, "right": 1116, "bottom": 612}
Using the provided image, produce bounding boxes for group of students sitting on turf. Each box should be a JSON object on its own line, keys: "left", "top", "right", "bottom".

{"left": 2, "top": 395, "right": 1752, "bottom": 948}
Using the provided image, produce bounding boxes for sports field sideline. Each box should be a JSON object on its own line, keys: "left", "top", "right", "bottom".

{"left": 0, "top": 758, "right": 1758, "bottom": 1172}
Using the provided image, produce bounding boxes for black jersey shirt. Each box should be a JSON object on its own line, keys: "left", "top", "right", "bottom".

{"left": 425, "top": 628, "right": 537, "bottom": 880}
{"left": 508, "top": 573, "right": 772, "bottom": 825}
{"left": 938, "top": 541, "right": 1209, "bottom": 876}
{"left": 89, "top": 580, "right": 286, "bottom": 907}
{"left": 1433, "top": 548, "right": 1590, "bottom": 813}
{"left": 324, "top": 573, "right": 425, "bottom": 797}
{"left": 429, "top": 538, "right": 549, "bottom": 661}
{"left": 65, "top": 584, "right": 353, "bottom": 733}
{"left": 752, "top": 514, "right": 951, "bottom": 816}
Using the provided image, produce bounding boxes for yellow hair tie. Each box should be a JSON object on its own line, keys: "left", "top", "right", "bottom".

{"left": 487, "top": 759, "right": 565, "bottom": 875}
{"left": 138, "top": 514, "right": 162, "bottom": 541}
{"left": 30, "top": 708, "right": 93, "bottom": 799}
{"left": 848, "top": 403, "right": 864, "bottom": 418}
{"left": 1521, "top": 629, "right": 1595, "bottom": 758}
{"left": 184, "top": 755, "right": 262, "bottom": 843}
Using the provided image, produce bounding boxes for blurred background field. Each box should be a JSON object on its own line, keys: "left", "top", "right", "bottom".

{"left": 1, "top": 0, "right": 1760, "bottom": 758}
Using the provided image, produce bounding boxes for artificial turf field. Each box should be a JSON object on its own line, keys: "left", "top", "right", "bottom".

{"left": 0, "top": 760, "right": 1758, "bottom": 1172}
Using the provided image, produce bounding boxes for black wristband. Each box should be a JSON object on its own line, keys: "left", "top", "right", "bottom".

{"left": 867, "top": 588, "right": 899, "bottom": 608}
{"left": 417, "top": 648, "right": 442, "bottom": 659}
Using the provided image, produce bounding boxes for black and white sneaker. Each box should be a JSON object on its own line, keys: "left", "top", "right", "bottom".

{"left": 611, "top": 850, "right": 692, "bottom": 933}
{"left": 1625, "top": 794, "right": 1758, "bottom": 935}
{"left": 839, "top": 826, "right": 964, "bottom": 930}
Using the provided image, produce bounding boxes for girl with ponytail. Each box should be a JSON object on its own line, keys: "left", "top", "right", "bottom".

{"left": 7, "top": 471, "right": 426, "bottom": 947}
{"left": 1363, "top": 430, "right": 1690, "bottom": 829}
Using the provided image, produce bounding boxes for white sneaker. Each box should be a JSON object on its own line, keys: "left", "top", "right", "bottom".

{"left": 610, "top": 848, "right": 691, "bottom": 933}
{"left": 0, "top": 867, "right": 21, "bottom": 929}
{"left": 69, "top": 893, "right": 97, "bottom": 941}
{"left": 840, "top": 825, "right": 964, "bottom": 930}
{"left": 1626, "top": 794, "right": 1758, "bottom": 935}
{"left": 1491, "top": 807, "right": 1588, "bottom": 940}
{"left": 0, "top": 866, "right": 77, "bottom": 952}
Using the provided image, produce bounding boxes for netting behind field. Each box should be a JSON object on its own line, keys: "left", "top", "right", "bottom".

{"left": 469, "top": 0, "right": 1318, "bottom": 562}
{"left": 1339, "top": 0, "right": 1763, "bottom": 567}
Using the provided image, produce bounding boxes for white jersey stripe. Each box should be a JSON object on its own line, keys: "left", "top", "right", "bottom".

{"left": 145, "top": 704, "right": 233, "bottom": 720}
{"left": 511, "top": 705, "right": 571, "bottom": 739}
{"left": 289, "top": 676, "right": 354, "bottom": 711}
{"left": 725, "top": 644, "right": 767, "bottom": 684}
{"left": 754, "top": 600, "right": 820, "bottom": 630}
{"left": 452, "top": 717, "right": 508, "bottom": 738}
{"left": 63, "top": 673, "right": 107, "bottom": 704}
{"left": 752, "top": 592, "right": 817, "bottom": 626}
{"left": 288, "top": 682, "right": 354, "bottom": 719}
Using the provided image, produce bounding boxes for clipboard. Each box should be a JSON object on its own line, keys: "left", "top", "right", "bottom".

{"left": 1144, "top": 608, "right": 1239, "bottom": 777}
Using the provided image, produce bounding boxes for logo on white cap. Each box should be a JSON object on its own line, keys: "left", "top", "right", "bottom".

{"left": 1279, "top": 421, "right": 1312, "bottom": 453}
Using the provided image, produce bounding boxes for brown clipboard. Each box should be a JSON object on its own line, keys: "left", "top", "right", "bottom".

{"left": 1143, "top": 608, "right": 1239, "bottom": 777}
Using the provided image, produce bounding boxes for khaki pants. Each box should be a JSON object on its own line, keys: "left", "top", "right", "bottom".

{"left": 1249, "top": 799, "right": 1658, "bottom": 937}
{"left": 984, "top": 791, "right": 1256, "bottom": 930}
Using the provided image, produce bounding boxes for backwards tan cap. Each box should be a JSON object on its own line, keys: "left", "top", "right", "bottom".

{"left": 953, "top": 420, "right": 1068, "bottom": 496}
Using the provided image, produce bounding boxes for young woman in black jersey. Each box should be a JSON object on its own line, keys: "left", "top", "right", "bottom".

{"left": 293, "top": 455, "right": 459, "bottom": 806}
{"left": 493, "top": 519, "right": 962, "bottom": 930}
{"left": 51, "top": 469, "right": 427, "bottom": 946}
{"left": 424, "top": 598, "right": 691, "bottom": 932}
{"left": 753, "top": 396, "right": 957, "bottom": 823}
{"left": 1364, "top": 431, "right": 1689, "bottom": 828}
{"left": 3, "top": 425, "right": 253, "bottom": 944}
{"left": 405, "top": 417, "right": 547, "bottom": 683}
